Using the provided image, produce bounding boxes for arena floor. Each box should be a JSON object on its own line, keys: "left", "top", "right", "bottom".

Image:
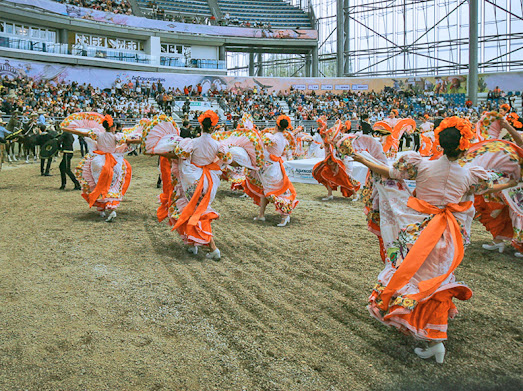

{"left": 0, "top": 155, "right": 521, "bottom": 391}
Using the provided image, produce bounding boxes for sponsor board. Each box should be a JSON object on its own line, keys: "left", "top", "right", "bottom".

{"left": 335, "top": 84, "right": 351, "bottom": 90}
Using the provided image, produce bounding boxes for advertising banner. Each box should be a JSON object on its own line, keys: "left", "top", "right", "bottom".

{"left": 1, "top": 57, "right": 521, "bottom": 97}
{"left": 284, "top": 159, "right": 369, "bottom": 185}
{"left": 352, "top": 84, "right": 369, "bottom": 90}
{"left": 173, "top": 101, "right": 212, "bottom": 111}
{"left": 5, "top": 0, "right": 318, "bottom": 40}
{"left": 335, "top": 85, "right": 351, "bottom": 90}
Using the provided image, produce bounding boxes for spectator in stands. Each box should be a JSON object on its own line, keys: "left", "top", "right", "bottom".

{"left": 492, "top": 86, "right": 502, "bottom": 102}
{"left": 180, "top": 120, "right": 194, "bottom": 138}
{"left": 58, "top": 0, "right": 133, "bottom": 16}
{"left": 359, "top": 113, "right": 372, "bottom": 135}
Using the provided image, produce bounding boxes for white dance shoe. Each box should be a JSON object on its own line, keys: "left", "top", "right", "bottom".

{"left": 322, "top": 195, "right": 334, "bottom": 201}
{"left": 187, "top": 246, "right": 198, "bottom": 255}
{"left": 414, "top": 342, "right": 445, "bottom": 364}
{"left": 206, "top": 248, "right": 221, "bottom": 260}
{"left": 515, "top": 252, "right": 523, "bottom": 258}
{"left": 253, "top": 216, "right": 266, "bottom": 222}
{"left": 99, "top": 211, "right": 106, "bottom": 218}
{"left": 277, "top": 216, "right": 291, "bottom": 227}
{"left": 482, "top": 242, "right": 505, "bottom": 253}
{"left": 105, "top": 211, "right": 117, "bottom": 222}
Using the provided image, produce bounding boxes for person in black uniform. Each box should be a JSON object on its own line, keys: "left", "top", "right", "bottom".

{"left": 37, "top": 124, "right": 54, "bottom": 176}
{"left": 180, "top": 120, "right": 193, "bottom": 138}
{"left": 434, "top": 109, "right": 447, "bottom": 129}
{"left": 78, "top": 135, "right": 88, "bottom": 156}
{"left": 58, "top": 130, "right": 81, "bottom": 190}
{"left": 359, "top": 113, "right": 373, "bottom": 135}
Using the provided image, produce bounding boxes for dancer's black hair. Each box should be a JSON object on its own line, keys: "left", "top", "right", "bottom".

{"left": 438, "top": 127, "right": 462, "bottom": 158}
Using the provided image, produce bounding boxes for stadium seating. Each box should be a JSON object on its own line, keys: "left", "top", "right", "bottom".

{"left": 136, "top": 0, "right": 213, "bottom": 17}
{"left": 218, "top": 0, "right": 312, "bottom": 29}
{"left": 136, "top": 0, "right": 312, "bottom": 28}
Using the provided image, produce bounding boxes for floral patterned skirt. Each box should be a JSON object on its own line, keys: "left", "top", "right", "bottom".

{"left": 312, "top": 155, "right": 360, "bottom": 197}
{"left": 367, "top": 178, "right": 474, "bottom": 341}
{"left": 243, "top": 160, "right": 298, "bottom": 216}
{"left": 75, "top": 153, "right": 131, "bottom": 212}
{"left": 162, "top": 160, "right": 222, "bottom": 246}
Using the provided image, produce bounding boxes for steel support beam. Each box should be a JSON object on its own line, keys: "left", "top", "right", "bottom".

{"left": 312, "top": 46, "right": 319, "bottom": 77}
{"left": 256, "top": 53, "right": 263, "bottom": 76}
{"left": 468, "top": 0, "right": 479, "bottom": 105}
{"left": 248, "top": 52, "right": 255, "bottom": 76}
{"left": 225, "top": 47, "right": 312, "bottom": 55}
{"left": 336, "top": 0, "right": 344, "bottom": 76}
{"left": 305, "top": 53, "right": 311, "bottom": 77}
{"left": 343, "top": 0, "right": 350, "bottom": 75}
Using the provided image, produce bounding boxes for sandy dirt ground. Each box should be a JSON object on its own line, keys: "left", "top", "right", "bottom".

{"left": 0, "top": 155, "right": 521, "bottom": 391}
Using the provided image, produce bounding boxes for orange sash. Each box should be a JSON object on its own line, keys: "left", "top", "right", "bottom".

{"left": 266, "top": 154, "right": 297, "bottom": 199}
{"left": 157, "top": 156, "right": 173, "bottom": 222}
{"left": 87, "top": 150, "right": 117, "bottom": 207}
{"left": 378, "top": 197, "right": 473, "bottom": 311}
{"left": 172, "top": 162, "right": 220, "bottom": 231}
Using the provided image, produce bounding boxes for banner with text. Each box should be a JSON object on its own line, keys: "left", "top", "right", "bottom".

{"left": 1, "top": 57, "right": 521, "bottom": 96}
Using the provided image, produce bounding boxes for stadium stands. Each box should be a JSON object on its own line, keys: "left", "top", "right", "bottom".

{"left": 137, "top": 0, "right": 212, "bottom": 18}
{"left": 218, "top": 0, "right": 312, "bottom": 29}
{"left": 135, "top": 0, "right": 313, "bottom": 28}
{"left": 54, "top": 0, "right": 134, "bottom": 15}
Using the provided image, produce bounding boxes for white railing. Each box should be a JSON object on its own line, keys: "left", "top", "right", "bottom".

{"left": 0, "top": 35, "right": 224, "bottom": 70}
{"left": 0, "top": 35, "right": 68, "bottom": 54}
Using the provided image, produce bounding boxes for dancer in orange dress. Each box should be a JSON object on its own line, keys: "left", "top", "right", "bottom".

{"left": 352, "top": 117, "right": 516, "bottom": 363}
{"left": 243, "top": 115, "right": 299, "bottom": 226}
{"left": 61, "top": 113, "right": 141, "bottom": 222}
{"left": 144, "top": 112, "right": 229, "bottom": 260}
{"left": 312, "top": 118, "right": 360, "bottom": 200}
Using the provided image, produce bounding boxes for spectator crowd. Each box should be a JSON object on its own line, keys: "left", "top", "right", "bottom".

{"left": 1, "top": 75, "right": 520, "bottom": 129}
{"left": 56, "top": 0, "right": 133, "bottom": 15}
{"left": 0, "top": 76, "right": 160, "bottom": 121}
{"left": 145, "top": 1, "right": 213, "bottom": 24}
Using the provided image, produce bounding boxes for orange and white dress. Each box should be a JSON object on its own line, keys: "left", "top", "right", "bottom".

{"left": 475, "top": 111, "right": 504, "bottom": 141}
{"left": 336, "top": 134, "right": 390, "bottom": 260}
{"left": 463, "top": 140, "right": 523, "bottom": 253}
{"left": 312, "top": 123, "right": 360, "bottom": 198}
{"left": 418, "top": 122, "right": 435, "bottom": 157}
{"left": 156, "top": 133, "right": 232, "bottom": 246}
{"left": 243, "top": 131, "right": 299, "bottom": 216}
{"left": 75, "top": 132, "right": 133, "bottom": 212}
{"left": 368, "top": 152, "right": 493, "bottom": 341}
{"left": 306, "top": 132, "right": 325, "bottom": 159}
{"left": 373, "top": 118, "right": 416, "bottom": 159}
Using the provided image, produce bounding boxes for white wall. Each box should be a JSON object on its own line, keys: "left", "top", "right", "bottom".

{"left": 190, "top": 45, "right": 218, "bottom": 60}
{"left": 145, "top": 36, "right": 161, "bottom": 65}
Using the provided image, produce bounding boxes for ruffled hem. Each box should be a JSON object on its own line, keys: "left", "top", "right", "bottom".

{"left": 474, "top": 195, "right": 514, "bottom": 240}
{"left": 368, "top": 283, "right": 472, "bottom": 341}
{"left": 312, "top": 157, "right": 360, "bottom": 197}
{"left": 172, "top": 211, "right": 219, "bottom": 246}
